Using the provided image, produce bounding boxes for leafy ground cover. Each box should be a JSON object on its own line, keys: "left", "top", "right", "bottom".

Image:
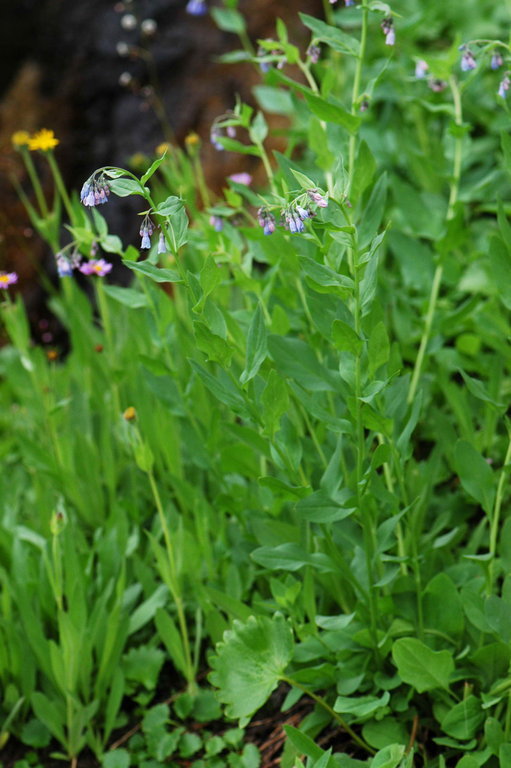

{"left": 3, "top": 1, "right": 511, "bottom": 767}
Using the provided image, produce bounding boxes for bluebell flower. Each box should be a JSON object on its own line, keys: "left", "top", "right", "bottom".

{"left": 186, "top": 0, "right": 207, "bottom": 16}
{"left": 80, "top": 174, "right": 110, "bottom": 207}
{"left": 498, "top": 75, "right": 510, "bottom": 99}
{"left": 157, "top": 232, "right": 166, "bottom": 254}
{"left": 415, "top": 60, "right": 428, "bottom": 79}
{"left": 210, "top": 215, "right": 224, "bottom": 232}
{"left": 139, "top": 216, "right": 155, "bottom": 249}
{"left": 460, "top": 48, "right": 476, "bottom": 71}
{"left": 257, "top": 208, "right": 276, "bottom": 236}
{"left": 56, "top": 255, "right": 74, "bottom": 277}
{"left": 381, "top": 18, "right": 395, "bottom": 46}
{"left": 491, "top": 52, "right": 504, "bottom": 70}
{"left": 295, "top": 205, "right": 310, "bottom": 220}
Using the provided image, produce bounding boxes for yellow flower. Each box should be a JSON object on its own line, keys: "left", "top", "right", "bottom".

{"left": 123, "top": 406, "right": 137, "bottom": 421}
{"left": 11, "top": 131, "right": 31, "bottom": 148}
{"left": 28, "top": 129, "right": 59, "bottom": 152}
{"left": 185, "top": 132, "right": 200, "bottom": 147}
{"left": 155, "top": 142, "right": 170, "bottom": 156}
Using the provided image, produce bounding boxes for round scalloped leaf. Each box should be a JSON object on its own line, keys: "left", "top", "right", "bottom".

{"left": 209, "top": 614, "right": 293, "bottom": 725}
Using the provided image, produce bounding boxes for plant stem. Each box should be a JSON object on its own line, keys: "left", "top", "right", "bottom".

{"left": 45, "top": 150, "right": 75, "bottom": 222}
{"left": 488, "top": 433, "right": 511, "bottom": 592}
{"left": 20, "top": 148, "right": 49, "bottom": 217}
{"left": 280, "top": 676, "right": 375, "bottom": 755}
{"left": 147, "top": 468, "right": 195, "bottom": 688}
{"left": 407, "top": 76, "right": 463, "bottom": 404}
{"left": 348, "top": 0, "right": 369, "bottom": 188}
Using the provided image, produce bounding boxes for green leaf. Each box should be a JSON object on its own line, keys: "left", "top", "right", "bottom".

{"left": 296, "top": 490, "right": 354, "bottom": 523}
{"left": 123, "top": 259, "right": 182, "bottom": 283}
{"left": 291, "top": 169, "right": 317, "bottom": 190}
{"left": 194, "top": 322, "right": 233, "bottom": 367}
{"left": 261, "top": 370, "right": 289, "bottom": 437}
{"left": 240, "top": 304, "right": 267, "bottom": 384}
{"left": 370, "top": 745, "right": 406, "bottom": 768}
{"left": 268, "top": 335, "right": 341, "bottom": 392}
{"left": 249, "top": 112, "right": 268, "bottom": 145}
{"left": 108, "top": 178, "right": 145, "bottom": 197}
{"left": 331, "top": 320, "right": 362, "bottom": 355}
{"left": 102, "top": 749, "right": 130, "bottom": 768}
{"left": 350, "top": 141, "right": 376, "bottom": 205}
{"left": 30, "top": 693, "right": 65, "bottom": 745}
{"left": 392, "top": 638, "right": 454, "bottom": 692}
{"left": 334, "top": 692, "right": 390, "bottom": 719}
{"left": 20, "top": 719, "right": 52, "bottom": 748}
{"left": 209, "top": 614, "right": 293, "bottom": 724}
{"left": 299, "top": 13, "right": 360, "bottom": 56}
{"left": 122, "top": 646, "right": 165, "bottom": 690}
{"left": 489, "top": 235, "right": 511, "bottom": 310}
{"left": 210, "top": 7, "right": 246, "bottom": 33}
{"left": 141, "top": 153, "right": 166, "bottom": 185}
{"left": 251, "top": 543, "right": 336, "bottom": 573}
{"left": 441, "top": 696, "right": 484, "bottom": 741}
{"left": 284, "top": 726, "right": 324, "bottom": 760}
{"left": 101, "top": 285, "right": 149, "bottom": 309}
{"left": 303, "top": 92, "right": 360, "bottom": 134}
{"left": 155, "top": 196, "right": 183, "bottom": 216}
{"left": 454, "top": 440, "right": 495, "bottom": 514}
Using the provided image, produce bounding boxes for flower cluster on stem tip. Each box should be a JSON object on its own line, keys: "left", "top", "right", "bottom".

{"left": 498, "top": 75, "right": 511, "bottom": 99}
{"left": 257, "top": 208, "right": 276, "bottom": 236}
{"left": 80, "top": 173, "right": 111, "bottom": 207}
{"left": 0, "top": 272, "right": 18, "bottom": 289}
{"left": 139, "top": 215, "right": 155, "bottom": 249}
{"left": 459, "top": 45, "right": 477, "bottom": 72}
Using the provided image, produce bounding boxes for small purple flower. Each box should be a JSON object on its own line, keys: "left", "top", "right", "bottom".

{"left": 257, "top": 208, "right": 276, "bottom": 236}
{"left": 0, "top": 272, "right": 18, "bottom": 289}
{"left": 460, "top": 48, "right": 476, "bottom": 72}
{"left": 80, "top": 174, "right": 110, "bottom": 207}
{"left": 491, "top": 52, "right": 504, "bottom": 70}
{"left": 210, "top": 215, "right": 224, "bottom": 232}
{"left": 345, "top": 0, "right": 355, "bottom": 6}
{"left": 79, "top": 259, "right": 113, "bottom": 277}
{"left": 284, "top": 210, "right": 305, "bottom": 234}
{"left": 295, "top": 205, "right": 310, "bottom": 221}
{"left": 415, "top": 60, "right": 428, "bottom": 79}
{"left": 157, "top": 232, "right": 166, "bottom": 254}
{"left": 381, "top": 18, "right": 395, "bottom": 46}
{"left": 257, "top": 46, "right": 272, "bottom": 74}
{"left": 307, "top": 189, "right": 328, "bottom": 208}
{"left": 186, "top": 0, "right": 207, "bottom": 15}
{"left": 226, "top": 126, "right": 236, "bottom": 138}
{"left": 228, "top": 172, "right": 252, "bottom": 185}
{"left": 139, "top": 215, "right": 155, "bottom": 249}
{"left": 307, "top": 45, "right": 321, "bottom": 64}
{"left": 498, "top": 75, "right": 510, "bottom": 99}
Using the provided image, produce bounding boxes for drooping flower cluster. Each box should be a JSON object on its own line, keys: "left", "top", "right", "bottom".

{"left": 307, "top": 189, "right": 329, "bottom": 208}
{"left": 380, "top": 18, "right": 395, "bottom": 46}
{"left": 459, "top": 46, "right": 477, "bottom": 72}
{"left": 186, "top": 0, "right": 207, "bottom": 15}
{"left": 282, "top": 204, "right": 313, "bottom": 234}
{"left": 498, "top": 75, "right": 511, "bottom": 99}
{"left": 257, "top": 208, "right": 276, "bottom": 236}
{"left": 307, "top": 44, "right": 321, "bottom": 64}
{"left": 80, "top": 174, "right": 111, "bottom": 207}
{"left": 0, "top": 272, "right": 18, "bottom": 289}
{"left": 55, "top": 249, "right": 81, "bottom": 277}
{"left": 140, "top": 215, "right": 155, "bottom": 249}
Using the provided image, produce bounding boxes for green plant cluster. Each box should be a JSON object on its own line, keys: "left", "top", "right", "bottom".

{"left": 3, "top": 0, "right": 511, "bottom": 767}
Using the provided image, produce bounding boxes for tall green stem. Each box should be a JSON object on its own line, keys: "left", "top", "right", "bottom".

{"left": 45, "top": 150, "right": 75, "bottom": 223}
{"left": 488, "top": 433, "right": 511, "bottom": 593}
{"left": 348, "top": 0, "right": 369, "bottom": 188}
{"left": 407, "top": 76, "right": 463, "bottom": 404}
{"left": 20, "top": 148, "right": 49, "bottom": 217}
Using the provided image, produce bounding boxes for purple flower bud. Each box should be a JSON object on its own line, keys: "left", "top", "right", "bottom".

{"left": 210, "top": 128, "right": 224, "bottom": 151}
{"left": 257, "top": 208, "right": 276, "bottom": 235}
{"left": 491, "top": 53, "right": 504, "bottom": 70}
{"left": 210, "top": 215, "right": 224, "bottom": 232}
{"left": 186, "top": 0, "right": 207, "bottom": 15}
{"left": 307, "top": 44, "right": 321, "bottom": 64}
{"left": 295, "top": 205, "right": 310, "bottom": 220}
{"left": 226, "top": 126, "right": 236, "bottom": 138}
{"left": 56, "top": 255, "right": 73, "bottom": 277}
{"left": 307, "top": 189, "right": 328, "bottom": 208}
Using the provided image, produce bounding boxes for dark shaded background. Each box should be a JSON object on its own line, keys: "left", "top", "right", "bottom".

{"left": 0, "top": 0, "right": 321, "bottom": 336}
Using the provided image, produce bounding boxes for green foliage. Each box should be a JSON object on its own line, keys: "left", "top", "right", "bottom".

{"left": 5, "top": 0, "right": 511, "bottom": 766}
